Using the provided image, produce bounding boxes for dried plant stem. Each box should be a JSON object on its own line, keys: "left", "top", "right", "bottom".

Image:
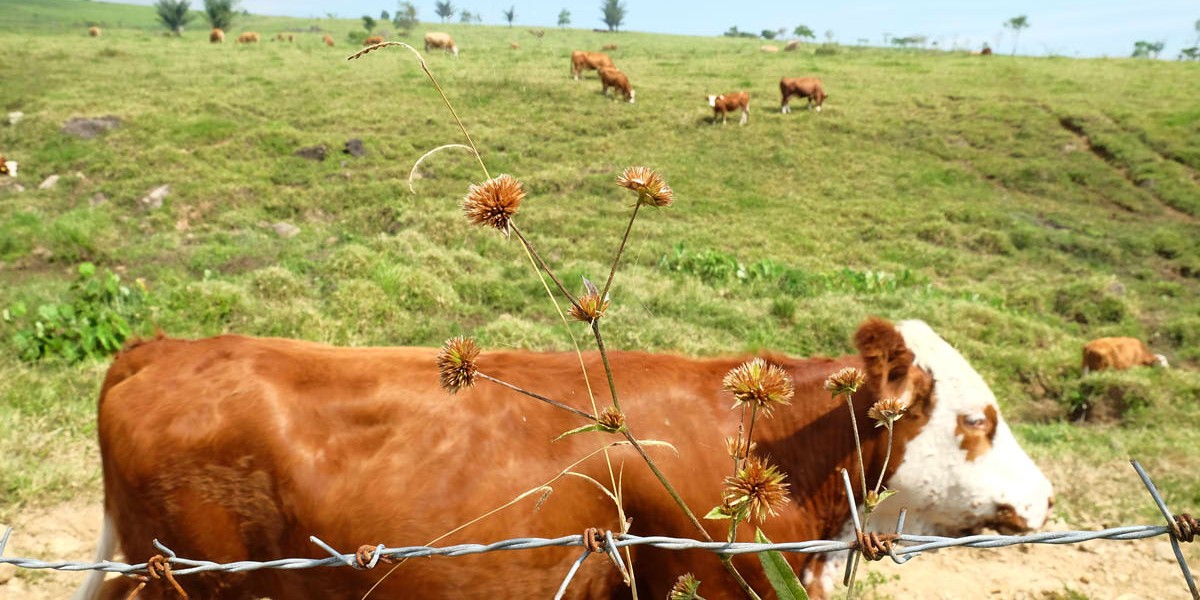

{"left": 478, "top": 373, "right": 597, "bottom": 422}
{"left": 727, "top": 403, "right": 760, "bottom": 545}
{"left": 590, "top": 322, "right": 622, "bottom": 413}
{"left": 601, "top": 200, "right": 642, "bottom": 300}
{"left": 873, "top": 427, "right": 895, "bottom": 497}
{"left": 844, "top": 394, "right": 869, "bottom": 500}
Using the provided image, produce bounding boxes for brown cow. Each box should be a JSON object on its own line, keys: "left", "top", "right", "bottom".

{"left": 571, "top": 50, "right": 613, "bottom": 80}
{"left": 424, "top": 31, "right": 458, "bottom": 56}
{"left": 598, "top": 66, "right": 635, "bottom": 103}
{"left": 209, "top": 28, "right": 224, "bottom": 43}
{"left": 322, "top": 34, "right": 334, "bottom": 47}
{"left": 363, "top": 35, "right": 384, "bottom": 47}
{"left": 0, "top": 155, "right": 15, "bottom": 177}
{"left": 235, "top": 32, "right": 259, "bottom": 44}
{"left": 1082, "top": 337, "right": 1168, "bottom": 375}
{"left": 88, "top": 26, "right": 101, "bottom": 38}
{"left": 602, "top": 43, "right": 618, "bottom": 51}
{"left": 780, "top": 77, "right": 827, "bottom": 113}
{"left": 276, "top": 32, "right": 286, "bottom": 42}
{"left": 707, "top": 91, "right": 751, "bottom": 125}
{"left": 74, "top": 318, "right": 1052, "bottom": 599}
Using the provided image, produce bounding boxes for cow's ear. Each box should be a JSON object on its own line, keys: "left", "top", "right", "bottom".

{"left": 853, "top": 317, "right": 914, "bottom": 384}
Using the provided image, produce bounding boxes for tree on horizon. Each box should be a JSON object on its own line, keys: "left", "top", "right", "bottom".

{"left": 1004, "top": 15, "right": 1029, "bottom": 55}
{"left": 601, "top": 0, "right": 625, "bottom": 32}
{"left": 503, "top": 5, "right": 516, "bottom": 27}
{"left": 202, "top": 0, "right": 236, "bottom": 31}
{"left": 793, "top": 25, "right": 814, "bottom": 41}
{"left": 435, "top": 1, "right": 454, "bottom": 23}
{"left": 558, "top": 8, "right": 570, "bottom": 28}
{"left": 155, "top": 0, "right": 195, "bottom": 36}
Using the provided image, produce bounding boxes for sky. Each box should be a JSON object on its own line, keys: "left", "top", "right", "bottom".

{"left": 113, "top": 0, "right": 1199, "bottom": 58}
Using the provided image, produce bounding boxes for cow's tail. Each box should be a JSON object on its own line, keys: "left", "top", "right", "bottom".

{"left": 70, "top": 512, "right": 117, "bottom": 600}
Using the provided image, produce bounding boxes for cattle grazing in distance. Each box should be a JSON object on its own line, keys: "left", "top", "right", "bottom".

{"left": 1082, "top": 337, "right": 1168, "bottom": 375}
{"left": 235, "top": 32, "right": 259, "bottom": 44}
{"left": 88, "top": 26, "right": 101, "bottom": 37}
{"left": 570, "top": 50, "right": 613, "bottom": 79}
{"left": 760, "top": 44, "right": 779, "bottom": 53}
{"left": 276, "top": 32, "right": 286, "bottom": 42}
{"left": 602, "top": 43, "right": 618, "bottom": 51}
{"left": 0, "top": 156, "right": 15, "bottom": 177}
{"left": 708, "top": 91, "right": 751, "bottom": 125}
{"left": 73, "top": 318, "right": 1051, "bottom": 599}
{"left": 424, "top": 31, "right": 459, "bottom": 56}
{"left": 780, "top": 77, "right": 828, "bottom": 113}
{"left": 209, "top": 28, "right": 224, "bottom": 43}
{"left": 322, "top": 34, "right": 334, "bottom": 47}
{"left": 785, "top": 40, "right": 801, "bottom": 51}
{"left": 509, "top": 41, "right": 520, "bottom": 50}
{"left": 598, "top": 66, "right": 635, "bottom": 103}
{"left": 363, "top": 35, "right": 384, "bottom": 47}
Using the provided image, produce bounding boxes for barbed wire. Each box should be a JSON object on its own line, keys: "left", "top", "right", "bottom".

{"left": 0, "top": 460, "right": 1194, "bottom": 598}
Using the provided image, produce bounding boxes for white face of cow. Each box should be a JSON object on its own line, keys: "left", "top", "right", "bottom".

{"left": 629, "top": 89, "right": 636, "bottom": 104}
{"left": 1, "top": 160, "right": 15, "bottom": 177}
{"left": 876, "top": 320, "right": 1054, "bottom": 535}
{"left": 707, "top": 95, "right": 718, "bottom": 107}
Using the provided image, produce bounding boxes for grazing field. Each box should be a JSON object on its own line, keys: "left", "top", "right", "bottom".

{"left": 0, "top": 0, "right": 1198, "bottom": 597}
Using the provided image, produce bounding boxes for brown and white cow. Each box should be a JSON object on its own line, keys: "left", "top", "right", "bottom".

{"left": 74, "top": 318, "right": 1052, "bottom": 600}
{"left": 571, "top": 50, "right": 614, "bottom": 80}
{"left": 0, "top": 155, "right": 15, "bottom": 177}
{"left": 708, "top": 91, "right": 751, "bottom": 125}
{"left": 363, "top": 35, "right": 384, "bottom": 47}
{"left": 88, "top": 26, "right": 102, "bottom": 38}
{"left": 424, "top": 31, "right": 459, "bottom": 56}
{"left": 209, "top": 28, "right": 224, "bottom": 43}
{"left": 598, "top": 66, "right": 635, "bottom": 103}
{"left": 1082, "top": 337, "right": 1168, "bottom": 375}
{"left": 235, "top": 32, "right": 259, "bottom": 44}
{"left": 322, "top": 34, "right": 335, "bottom": 47}
{"left": 780, "top": 77, "right": 827, "bottom": 113}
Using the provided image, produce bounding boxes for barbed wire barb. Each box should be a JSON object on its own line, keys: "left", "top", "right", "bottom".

{"left": 1131, "top": 460, "right": 1198, "bottom": 600}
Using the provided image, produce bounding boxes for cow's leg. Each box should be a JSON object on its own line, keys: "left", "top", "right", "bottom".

{"left": 781, "top": 92, "right": 791, "bottom": 114}
{"left": 740, "top": 106, "right": 749, "bottom": 126}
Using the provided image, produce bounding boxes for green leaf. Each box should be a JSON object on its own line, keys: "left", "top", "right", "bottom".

{"left": 755, "top": 529, "right": 809, "bottom": 600}
{"left": 552, "top": 423, "right": 608, "bottom": 441}
{"left": 703, "top": 506, "right": 734, "bottom": 520}
{"left": 77, "top": 262, "right": 96, "bottom": 278}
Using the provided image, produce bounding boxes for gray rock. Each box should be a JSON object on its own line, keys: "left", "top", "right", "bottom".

{"left": 139, "top": 184, "right": 170, "bottom": 210}
{"left": 38, "top": 174, "right": 60, "bottom": 190}
{"left": 294, "top": 144, "right": 327, "bottom": 161}
{"left": 61, "top": 115, "right": 122, "bottom": 139}
{"left": 272, "top": 222, "right": 300, "bottom": 238}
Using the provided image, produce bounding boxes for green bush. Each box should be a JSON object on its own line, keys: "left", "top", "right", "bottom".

{"left": 2, "top": 262, "right": 149, "bottom": 362}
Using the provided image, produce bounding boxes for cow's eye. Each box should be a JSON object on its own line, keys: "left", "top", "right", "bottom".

{"left": 961, "top": 412, "right": 988, "bottom": 429}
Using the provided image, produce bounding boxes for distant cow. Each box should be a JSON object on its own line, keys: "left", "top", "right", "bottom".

{"left": 236, "top": 32, "right": 260, "bottom": 44}
{"left": 0, "top": 155, "right": 15, "bottom": 177}
{"left": 708, "top": 91, "right": 750, "bottom": 125}
{"left": 363, "top": 35, "right": 384, "bottom": 47}
{"left": 276, "top": 32, "right": 286, "bottom": 42}
{"left": 1082, "top": 337, "right": 1169, "bottom": 375}
{"left": 760, "top": 44, "right": 779, "bottom": 53}
{"left": 209, "top": 28, "right": 224, "bottom": 43}
{"left": 598, "top": 66, "right": 635, "bottom": 103}
{"left": 571, "top": 50, "right": 613, "bottom": 80}
{"left": 322, "top": 34, "right": 334, "bottom": 47}
{"left": 780, "top": 77, "right": 827, "bottom": 113}
{"left": 784, "top": 40, "right": 801, "bottom": 51}
{"left": 509, "top": 41, "right": 520, "bottom": 49}
{"left": 88, "top": 26, "right": 101, "bottom": 37}
{"left": 424, "top": 31, "right": 458, "bottom": 56}
{"left": 602, "top": 43, "right": 618, "bottom": 51}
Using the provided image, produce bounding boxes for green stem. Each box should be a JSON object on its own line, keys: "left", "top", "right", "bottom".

{"left": 591, "top": 321, "right": 622, "bottom": 413}
{"left": 477, "top": 373, "right": 596, "bottom": 422}
{"left": 602, "top": 200, "right": 642, "bottom": 301}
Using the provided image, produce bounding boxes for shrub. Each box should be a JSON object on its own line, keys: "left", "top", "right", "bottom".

{"left": 3, "top": 263, "right": 149, "bottom": 362}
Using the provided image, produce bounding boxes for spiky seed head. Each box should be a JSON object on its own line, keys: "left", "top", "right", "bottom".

{"left": 668, "top": 573, "right": 702, "bottom": 600}
{"left": 722, "top": 358, "right": 793, "bottom": 416}
{"left": 436, "top": 336, "right": 481, "bottom": 394}
{"left": 616, "top": 166, "right": 674, "bottom": 207}
{"left": 824, "top": 366, "right": 865, "bottom": 396}
{"left": 569, "top": 276, "right": 610, "bottom": 323}
{"left": 462, "top": 174, "right": 525, "bottom": 235}
{"left": 722, "top": 455, "right": 791, "bottom": 524}
{"left": 724, "top": 436, "right": 757, "bottom": 461}
{"left": 597, "top": 406, "right": 626, "bottom": 432}
{"left": 868, "top": 396, "right": 910, "bottom": 429}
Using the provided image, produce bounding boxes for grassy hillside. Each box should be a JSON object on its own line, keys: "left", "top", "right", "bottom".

{"left": 0, "top": 0, "right": 1198, "bottom": 534}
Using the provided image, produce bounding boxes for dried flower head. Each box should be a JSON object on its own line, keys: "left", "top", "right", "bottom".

{"left": 824, "top": 366, "right": 865, "bottom": 396}
{"left": 436, "top": 336, "right": 481, "bottom": 394}
{"left": 597, "top": 406, "right": 626, "bottom": 432}
{"left": 868, "top": 396, "right": 910, "bottom": 429}
{"left": 722, "top": 455, "right": 791, "bottom": 524}
{"left": 462, "top": 174, "right": 525, "bottom": 235}
{"left": 616, "top": 166, "right": 673, "bottom": 207}
{"left": 722, "top": 358, "right": 793, "bottom": 416}
{"left": 668, "top": 573, "right": 702, "bottom": 600}
{"left": 724, "top": 436, "right": 757, "bottom": 461}
{"left": 568, "top": 277, "right": 610, "bottom": 323}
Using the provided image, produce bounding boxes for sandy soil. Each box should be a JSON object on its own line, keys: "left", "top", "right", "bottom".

{"left": 3, "top": 499, "right": 1196, "bottom": 599}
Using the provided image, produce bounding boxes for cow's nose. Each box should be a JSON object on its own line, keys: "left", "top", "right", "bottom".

{"left": 1047, "top": 496, "right": 1055, "bottom": 512}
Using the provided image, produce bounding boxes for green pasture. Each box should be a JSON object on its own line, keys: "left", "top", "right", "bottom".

{"left": 0, "top": 0, "right": 1198, "bottom": 534}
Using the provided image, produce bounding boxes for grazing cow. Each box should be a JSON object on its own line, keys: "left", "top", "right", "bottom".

{"left": 1082, "top": 337, "right": 1168, "bottom": 375}
{"left": 363, "top": 35, "right": 384, "bottom": 47}
{"left": 571, "top": 50, "right": 613, "bottom": 80}
{"left": 760, "top": 44, "right": 779, "bottom": 53}
{"left": 707, "top": 91, "right": 750, "bottom": 125}
{"left": 510, "top": 41, "right": 520, "bottom": 49}
{"left": 322, "top": 34, "right": 334, "bottom": 47}
{"left": 424, "top": 31, "right": 459, "bottom": 56}
{"left": 602, "top": 43, "right": 618, "bottom": 51}
{"left": 209, "top": 28, "right": 224, "bottom": 43}
{"left": 0, "top": 155, "right": 15, "bottom": 177}
{"left": 74, "top": 318, "right": 1052, "bottom": 600}
{"left": 276, "top": 32, "right": 286, "bottom": 42}
{"left": 784, "top": 40, "right": 801, "bottom": 51}
{"left": 235, "top": 32, "right": 259, "bottom": 44}
{"left": 780, "top": 77, "right": 827, "bottom": 113}
{"left": 981, "top": 45, "right": 993, "bottom": 55}
{"left": 598, "top": 66, "right": 635, "bottom": 103}
{"left": 88, "top": 26, "right": 101, "bottom": 37}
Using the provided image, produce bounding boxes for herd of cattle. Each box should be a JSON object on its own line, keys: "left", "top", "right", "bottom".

{"left": 63, "top": 25, "right": 1176, "bottom": 600}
